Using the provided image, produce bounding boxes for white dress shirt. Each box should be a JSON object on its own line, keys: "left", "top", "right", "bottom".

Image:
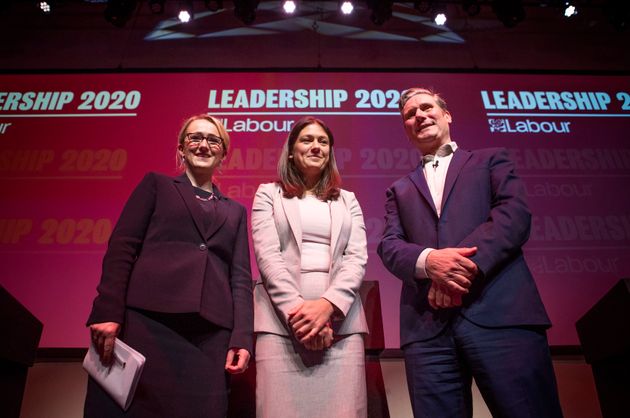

{"left": 415, "top": 141, "right": 458, "bottom": 279}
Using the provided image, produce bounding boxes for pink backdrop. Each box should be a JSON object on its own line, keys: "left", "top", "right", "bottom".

{"left": 1, "top": 72, "right": 629, "bottom": 348}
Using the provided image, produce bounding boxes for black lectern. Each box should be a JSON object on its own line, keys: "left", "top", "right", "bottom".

{"left": 575, "top": 278, "right": 630, "bottom": 418}
{"left": 0, "top": 285, "right": 43, "bottom": 418}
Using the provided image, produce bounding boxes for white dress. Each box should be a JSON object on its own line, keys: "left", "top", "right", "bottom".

{"left": 255, "top": 195, "right": 367, "bottom": 418}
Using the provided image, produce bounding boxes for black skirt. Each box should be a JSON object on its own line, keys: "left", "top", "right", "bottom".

{"left": 84, "top": 308, "right": 231, "bottom": 418}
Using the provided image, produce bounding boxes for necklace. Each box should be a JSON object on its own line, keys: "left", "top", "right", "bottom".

{"left": 195, "top": 192, "right": 216, "bottom": 202}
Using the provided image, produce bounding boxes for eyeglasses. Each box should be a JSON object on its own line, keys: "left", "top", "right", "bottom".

{"left": 186, "top": 132, "right": 223, "bottom": 148}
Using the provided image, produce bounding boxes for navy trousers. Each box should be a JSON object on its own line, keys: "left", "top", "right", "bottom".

{"left": 403, "top": 315, "right": 564, "bottom": 418}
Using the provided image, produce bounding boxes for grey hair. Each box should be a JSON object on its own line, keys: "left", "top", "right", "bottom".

{"left": 399, "top": 87, "right": 448, "bottom": 113}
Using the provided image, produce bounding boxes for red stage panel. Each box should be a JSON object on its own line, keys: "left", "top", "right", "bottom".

{"left": 1, "top": 72, "right": 628, "bottom": 347}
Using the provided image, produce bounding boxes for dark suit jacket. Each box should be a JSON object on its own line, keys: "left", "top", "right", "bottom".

{"left": 87, "top": 172, "right": 254, "bottom": 352}
{"left": 378, "top": 147, "right": 550, "bottom": 348}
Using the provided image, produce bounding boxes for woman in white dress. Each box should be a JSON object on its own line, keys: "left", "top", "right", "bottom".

{"left": 252, "top": 116, "right": 368, "bottom": 418}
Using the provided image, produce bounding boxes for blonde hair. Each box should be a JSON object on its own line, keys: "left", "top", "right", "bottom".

{"left": 176, "top": 114, "right": 230, "bottom": 170}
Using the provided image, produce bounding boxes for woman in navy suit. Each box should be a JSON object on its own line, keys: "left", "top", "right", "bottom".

{"left": 84, "top": 115, "right": 253, "bottom": 418}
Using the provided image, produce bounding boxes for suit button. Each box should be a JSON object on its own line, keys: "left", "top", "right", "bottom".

{"left": 199, "top": 243, "right": 207, "bottom": 251}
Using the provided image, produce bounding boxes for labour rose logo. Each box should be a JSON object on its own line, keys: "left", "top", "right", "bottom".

{"left": 488, "top": 118, "right": 507, "bottom": 132}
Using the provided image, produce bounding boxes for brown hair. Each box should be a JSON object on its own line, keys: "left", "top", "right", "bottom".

{"left": 277, "top": 116, "right": 341, "bottom": 201}
{"left": 176, "top": 114, "right": 230, "bottom": 170}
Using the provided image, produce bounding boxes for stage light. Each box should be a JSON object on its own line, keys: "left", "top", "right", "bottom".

{"left": 563, "top": 3, "right": 577, "bottom": 18}
{"left": 234, "top": 0, "right": 259, "bottom": 24}
{"left": 178, "top": 0, "right": 193, "bottom": 23}
{"left": 434, "top": 12, "right": 446, "bottom": 25}
{"left": 462, "top": 0, "right": 480, "bottom": 17}
{"left": 104, "top": 0, "right": 138, "bottom": 28}
{"left": 492, "top": 0, "right": 525, "bottom": 28}
{"left": 39, "top": 1, "right": 51, "bottom": 13}
{"left": 282, "top": 0, "right": 296, "bottom": 14}
{"left": 367, "top": 0, "right": 392, "bottom": 25}
{"left": 178, "top": 10, "right": 191, "bottom": 22}
{"left": 340, "top": 1, "right": 353, "bottom": 15}
{"left": 204, "top": 0, "right": 223, "bottom": 12}
{"left": 432, "top": 3, "right": 447, "bottom": 25}
{"left": 148, "top": 0, "right": 164, "bottom": 14}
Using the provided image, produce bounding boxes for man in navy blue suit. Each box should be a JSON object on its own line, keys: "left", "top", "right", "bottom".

{"left": 378, "top": 87, "right": 563, "bottom": 418}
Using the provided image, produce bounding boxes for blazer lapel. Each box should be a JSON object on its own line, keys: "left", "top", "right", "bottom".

{"left": 280, "top": 194, "right": 302, "bottom": 252}
{"left": 329, "top": 198, "right": 343, "bottom": 259}
{"left": 442, "top": 149, "right": 472, "bottom": 210}
{"left": 409, "top": 165, "right": 438, "bottom": 216}
{"left": 206, "top": 196, "right": 228, "bottom": 240}
{"left": 173, "top": 175, "right": 207, "bottom": 242}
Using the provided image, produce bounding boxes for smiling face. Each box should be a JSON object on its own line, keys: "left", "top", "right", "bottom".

{"left": 177, "top": 118, "right": 225, "bottom": 176}
{"left": 290, "top": 122, "right": 331, "bottom": 184}
{"left": 402, "top": 92, "right": 452, "bottom": 154}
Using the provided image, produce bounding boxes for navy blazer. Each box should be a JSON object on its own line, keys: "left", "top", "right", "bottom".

{"left": 87, "top": 172, "right": 254, "bottom": 352}
{"left": 378, "top": 147, "right": 550, "bottom": 347}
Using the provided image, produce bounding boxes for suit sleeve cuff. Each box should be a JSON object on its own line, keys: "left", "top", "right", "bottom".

{"left": 320, "top": 295, "right": 346, "bottom": 320}
{"left": 415, "top": 248, "right": 435, "bottom": 279}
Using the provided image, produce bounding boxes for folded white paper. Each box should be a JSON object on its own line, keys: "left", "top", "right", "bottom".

{"left": 83, "top": 338, "right": 146, "bottom": 411}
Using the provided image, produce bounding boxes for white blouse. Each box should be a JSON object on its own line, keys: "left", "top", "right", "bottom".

{"left": 298, "top": 195, "right": 332, "bottom": 273}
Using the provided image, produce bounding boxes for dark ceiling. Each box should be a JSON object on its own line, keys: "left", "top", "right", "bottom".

{"left": 0, "top": 0, "right": 628, "bottom": 72}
